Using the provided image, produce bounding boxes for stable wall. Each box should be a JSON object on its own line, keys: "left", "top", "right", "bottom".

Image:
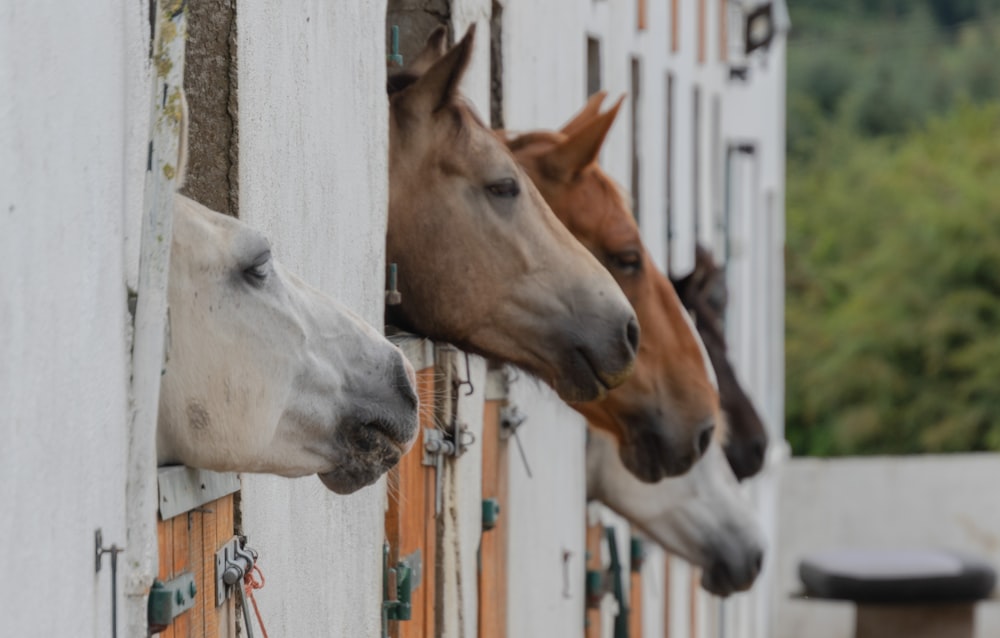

{"left": 0, "top": 2, "right": 151, "bottom": 635}
{"left": 235, "top": 3, "right": 393, "bottom": 636}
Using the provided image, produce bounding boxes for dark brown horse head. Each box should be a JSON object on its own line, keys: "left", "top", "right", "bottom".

{"left": 386, "top": 27, "right": 639, "bottom": 403}
{"left": 505, "top": 95, "right": 720, "bottom": 481}
{"left": 672, "top": 245, "right": 768, "bottom": 480}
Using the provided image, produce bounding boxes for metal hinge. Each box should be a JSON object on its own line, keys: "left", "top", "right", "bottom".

{"left": 148, "top": 572, "right": 197, "bottom": 633}
{"left": 383, "top": 543, "right": 422, "bottom": 637}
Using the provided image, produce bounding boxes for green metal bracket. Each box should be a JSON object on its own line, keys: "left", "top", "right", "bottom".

{"left": 630, "top": 536, "right": 645, "bottom": 573}
{"left": 147, "top": 571, "right": 197, "bottom": 633}
{"left": 382, "top": 542, "right": 415, "bottom": 637}
{"left": 585, "top": 568, "right": 607, "bottom": 609}
{"left": 482, "top": 498, "right": 501, "bottom": 531}
{"left": 388, "top": 25, "right": 404, "bottom": 67}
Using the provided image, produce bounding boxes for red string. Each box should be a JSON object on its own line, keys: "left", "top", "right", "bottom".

{"left": 244, "top": 564, "right": 269, "bottom": 638}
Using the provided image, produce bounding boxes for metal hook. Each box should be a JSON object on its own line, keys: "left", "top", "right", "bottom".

{"left": 455, "top": 351, "right": 474, "bottom": 396}
{"left": 562, "top": 550, "right": 573, "bottom": 599}
{"left": 95, "top": 529, "right": 124, "bottom": 638}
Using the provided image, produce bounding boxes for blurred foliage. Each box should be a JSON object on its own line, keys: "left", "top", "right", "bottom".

{"left": 785, "top": 1, "right": 1000, "bottom": 455}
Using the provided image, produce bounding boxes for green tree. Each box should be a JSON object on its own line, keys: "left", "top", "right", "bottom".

{"left": 786, "top": 104, "right": 1000, "bottom": 455}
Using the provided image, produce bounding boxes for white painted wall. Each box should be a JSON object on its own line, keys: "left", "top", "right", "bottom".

{"left": 235, "top": 3, "right": 392, "bottom": 636}
{"left": 775, "top": 454, "right": 1000, "bottom": 638}
{"left": 0, "top": 2, "right": 151, "bottom": 636}
{"left": 506, "top": 380, "right": 590, "bottom": 637}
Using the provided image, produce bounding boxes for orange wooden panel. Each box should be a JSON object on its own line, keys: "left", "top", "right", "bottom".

{"left": 689, "top": 568, "right": 699, "bottom": 638}
{"left": 585, "top": 523, "right": 603, "bottom": 638}
{"left": 478, "top": 399, "right": 509, "bottom": 638}
{"left": 719, "top": 0, "right": 728, "bottom": 62}
{"left": 629, "top": 570, "right": 643, "bottom": 637}
{"left": 154, "top": 493, "right": 237, "bottom": 638}
{"left": 698, "top": 0, "right": 707, "bottom": 63}
{"left": 663, "top": 554, "right": 672, "bottom": 638}
{"left": 671, "top": 0, "right": 680, "bottom": 53}
{"left": 210, "top": 496, "right": 236, "bottom": 638}
{"left": 386, "top": 364, "right": 438, "bottom": 638}
{"left": 156, "top": 517, "right": 175, "bottom": 638}
{"left": 172, "top": 514, "right": 192, "bottom": 637}
{"left": 637, "top": 0, "right": 648, "bottom": 30}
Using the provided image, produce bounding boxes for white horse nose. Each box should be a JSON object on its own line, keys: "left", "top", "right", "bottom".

{"left": 396, "top": 350, "right": 419, "bottom": 409}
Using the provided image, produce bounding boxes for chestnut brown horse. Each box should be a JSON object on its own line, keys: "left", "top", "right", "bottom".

{"left": 672, "top": 245, "right": 769, "bottom": 480}
{"left": 505, "top": 93, "right": 719, "bottom": 480}
{"left": 386, "top": 28, "right": 640, "bottom": 407}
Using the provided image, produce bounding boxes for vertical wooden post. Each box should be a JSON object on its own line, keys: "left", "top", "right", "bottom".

{"left": 585, "top": 521, "right": 604, "bottom": 638}
{"left": 127, "top": 2, "right": 187, "bottom": 635}
{"left": 385, "top": 338, "right": 438, "bottom": 638}
{"left": 629, "top": 568, "right": 643, "bottom": 637}
{"left": 478, "top": 367, "right": 511, "bottom": 638}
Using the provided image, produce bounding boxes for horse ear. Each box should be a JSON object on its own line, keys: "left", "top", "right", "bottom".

{"left": 542, "top": 94, "right": 625, "bottom": 181}
{"left": 397, "top": 25, "right": 475, "bottom": 114}
{"left": 560, "top": 90, "right": 608, "bottom": 137}
{"left": 406, "top": 25, "right": 449, "bottom": 76}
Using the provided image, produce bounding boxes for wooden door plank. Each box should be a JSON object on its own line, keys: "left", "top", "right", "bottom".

{"left": 171, "top": 514, "right": 192, "bottom": 637}
{"left": 629, "top": 570, "right": 643, "bottom": 638}
{"left": 213, "top": 495, "right": 236, "bottom": 638}
{"left": 478, "top": 399, "right": 508, "bottom": 638}
{"left": 663, "top": 554, "right": 671, "bottom": 638}
{"left": 585, "top": 523, "right": 603, "bottom": 638}
{"left": 156, "top": 517, "right": 175, "bottom": 638}
{"left": 386, "top": 363, "right": 437, "bottom": 638}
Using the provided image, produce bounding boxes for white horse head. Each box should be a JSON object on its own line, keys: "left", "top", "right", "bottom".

{"left": 157, "top": 195, "right": 420, "bottom": 494}
{"left": 586, "top": 428, "right": 765, "bottom": 596}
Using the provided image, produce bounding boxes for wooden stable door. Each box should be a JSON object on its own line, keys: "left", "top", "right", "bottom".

{"left": 585, "top": 521, "right": 605, "bottom": 638}
{"left": 478, "top": 368, "right": 511, "bottom": 638}
{"left": 154, "top": 469, "right": 240, "bottom": 637}
{"left": 630, "top": 561, "right": 643, "bottom": 638}
{"left": 385, "top": 338, "right": 438, "bottom": 638}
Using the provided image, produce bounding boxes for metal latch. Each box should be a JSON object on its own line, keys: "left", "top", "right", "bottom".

{"left": 148, "top": 572, "right": 197, "bottom": 632}
{"left": 215, "top": 536, "right": 258, "bottom": 606}
{"left": 422, "top": 425, "right": 475, "bottom": 515}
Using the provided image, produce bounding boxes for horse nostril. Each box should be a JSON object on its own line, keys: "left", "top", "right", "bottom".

{"left": 696, "top": 422, "right": 715, "bottom": 456}
{"left": 751, "top": 437, "right": 767, "bottom": 463}
{"left": 625, "top": 316, "right": 640, "bottom": 353}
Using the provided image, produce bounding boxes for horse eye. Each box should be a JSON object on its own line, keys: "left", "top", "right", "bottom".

{"left": 612, "top": 250, "right": 642, "bottom": 274}
{"left": 243, "top": 251, "right": 272, "bottom": 285}
{"left": 485, "top": 178, "right": 520, "bottom": 198}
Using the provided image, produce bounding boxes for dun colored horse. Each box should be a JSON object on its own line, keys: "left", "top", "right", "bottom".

{"left": 673, "top": 245, "right": 769, "bottom": 480}
{"left": 505, "top": 93, "right": 718, "bottom": 480}
{"left": 159, "top": 119, "right": 419, "bottom": 494}
{"left": 386, "top": 27, "right": 639, "bottom": 407}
